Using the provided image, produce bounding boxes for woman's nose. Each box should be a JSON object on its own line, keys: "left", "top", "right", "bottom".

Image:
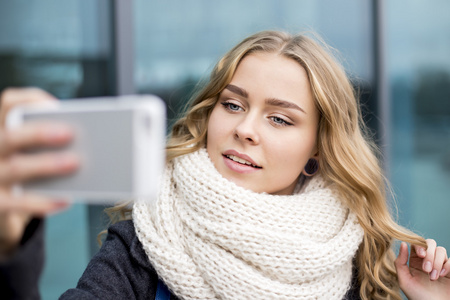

{"left": 233, "top": 114, "right": 260, "bottom": 144}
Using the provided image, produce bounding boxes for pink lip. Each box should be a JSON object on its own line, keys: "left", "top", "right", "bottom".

{"left": 222, "top": 150, "right": 261, "bottom": 174}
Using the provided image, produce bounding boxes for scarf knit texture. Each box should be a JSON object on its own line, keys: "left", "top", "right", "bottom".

{"left": 133, "top": 149, "right": 364, "bottom": 300}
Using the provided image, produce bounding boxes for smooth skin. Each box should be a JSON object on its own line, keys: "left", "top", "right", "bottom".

{"left": 207, "top": 53, "right": 319, "bottom": 195}
{"left": 0, "top": 86, "right": 449, "bottom": 299}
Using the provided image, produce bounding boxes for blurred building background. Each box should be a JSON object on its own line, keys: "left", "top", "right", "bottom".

{"left": 0, "top": 0, "right": 449, "bottom": 298}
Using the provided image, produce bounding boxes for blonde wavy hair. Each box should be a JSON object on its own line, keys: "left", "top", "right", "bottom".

{"left": 110, "top": 31, "right": 426, "bottom": 299}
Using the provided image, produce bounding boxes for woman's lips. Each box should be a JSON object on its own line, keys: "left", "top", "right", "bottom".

{"left": 223, "top": 150, "right": 260, "bottom": 167}
{"left": 222, "top": 150, "right": 262, "bottom": 174}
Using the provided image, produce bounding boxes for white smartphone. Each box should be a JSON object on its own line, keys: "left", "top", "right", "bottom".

{"left": 6, "top": 95, "right": 166, "bottom": 204}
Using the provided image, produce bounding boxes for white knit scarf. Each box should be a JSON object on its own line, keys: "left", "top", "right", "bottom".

{"left": 133, "top": 149, "right": 364, "bottom": 300}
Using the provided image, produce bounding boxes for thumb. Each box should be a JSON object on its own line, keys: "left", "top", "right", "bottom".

{"left": 395, "top": 242, "right": 412, "bottom": 283}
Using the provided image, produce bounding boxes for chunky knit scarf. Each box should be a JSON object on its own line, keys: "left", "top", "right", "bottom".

{"left": 133, "top": 149, "right": 364, "bottom": 300}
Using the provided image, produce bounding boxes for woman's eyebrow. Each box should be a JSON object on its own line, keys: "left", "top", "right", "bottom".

{"left": 266, "top": 98, "right": 306, "bottom": 114}
{"left": 225, "top": 84, "right": 248, "bottom": 98}
{"left": 225, "top": 84, "right": 306, "bottom": 114}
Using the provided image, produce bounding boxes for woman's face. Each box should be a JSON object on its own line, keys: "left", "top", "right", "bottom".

{"left": 207, "top": 52, "right": 319, "bottom": 195}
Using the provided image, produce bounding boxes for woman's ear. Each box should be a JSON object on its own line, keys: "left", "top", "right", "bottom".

{"left": 302, "top": 156, "right": 319, "bottom": 176}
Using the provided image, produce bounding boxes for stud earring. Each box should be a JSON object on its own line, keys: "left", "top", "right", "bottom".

{"left": 304, "top": 158, "right": 319, "bottom": 176}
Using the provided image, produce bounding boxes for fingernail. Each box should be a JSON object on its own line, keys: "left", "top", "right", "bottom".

{"left": 441, "top": 269, "right": 447, "bottom": 276}
{"left": 48, "top": 200, "right": 71, "bottom": 215}
{"left": 45, "top": 126, "right": 72, "bottom": 140}
{"left": 55, "top": 154, "right": 78, "bottom": 169}
{"left": 419, "top": 248, "right": 426, "bottom": 257}
{"left": 430, "top": 269, "right": 438, "bottom": 280}
{"left": 424, "top": 261, "right": 432, "bottom": 272}
{"left": 53, "top": 200, "right": 70, "bottom": 208}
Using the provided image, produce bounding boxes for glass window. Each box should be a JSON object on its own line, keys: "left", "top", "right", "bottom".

{"left": 387, "top": 0, "right": 450, "bottom": 249}
{"left": 134, "top": 0, "right": 374, "bottom": 127}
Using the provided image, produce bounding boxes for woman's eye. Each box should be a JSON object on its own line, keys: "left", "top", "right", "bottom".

{"left": 221, "top": 102, "right": 242, "bottom": 112}
{"left": 270, "top": 116, "right": 292, "bottom": 126}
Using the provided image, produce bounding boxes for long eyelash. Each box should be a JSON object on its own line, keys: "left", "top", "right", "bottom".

{"left": 220, "top": 101, "right": 241, "bottom": 112}
{"left": 220, "top": 102, "right": 292, "bottom": 127}
{"left": 271, "top": 116, "right": 293, "bottom": 127}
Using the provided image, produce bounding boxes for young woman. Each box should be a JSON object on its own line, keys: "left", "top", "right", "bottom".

{"left": 0, "top": 31, "right": 449, "bottom": 300}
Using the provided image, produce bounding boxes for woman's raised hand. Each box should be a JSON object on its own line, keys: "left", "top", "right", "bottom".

{"left": 0, "top": 88, "right": 79, "bottom": 257}
{"left": 395, "top": 239, "right": 450, "bottom": 300}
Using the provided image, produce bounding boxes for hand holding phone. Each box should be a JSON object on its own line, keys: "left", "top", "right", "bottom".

{"left": 6, "top": 95, "right": 166, "bottom": 204}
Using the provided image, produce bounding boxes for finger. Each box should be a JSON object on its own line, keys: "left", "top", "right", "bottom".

{"left": 423, "top": 239, "right": 437, "bottom": 273}
{"left": 430, "top": 246, "right": 447, "bottom": 280}
{"left": 0, "top": 192, "right": 70, "bottom": 216}
{"left": 0, "top": 122, "right": 74, "bottom": 157}
{"left": 395, "top": 242, "right": 412, "bottom": 284}
{"left": 413, "top": 243, "right": 427, "bottom": 258}
{"left": 0, "top": 87, "right": 57, "bottom": 126}
{"left": 0, "top": 152, "right": 79, "bottom": 184}
{"left": 442, "top": 257, "right": 450, "bottom": 278}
